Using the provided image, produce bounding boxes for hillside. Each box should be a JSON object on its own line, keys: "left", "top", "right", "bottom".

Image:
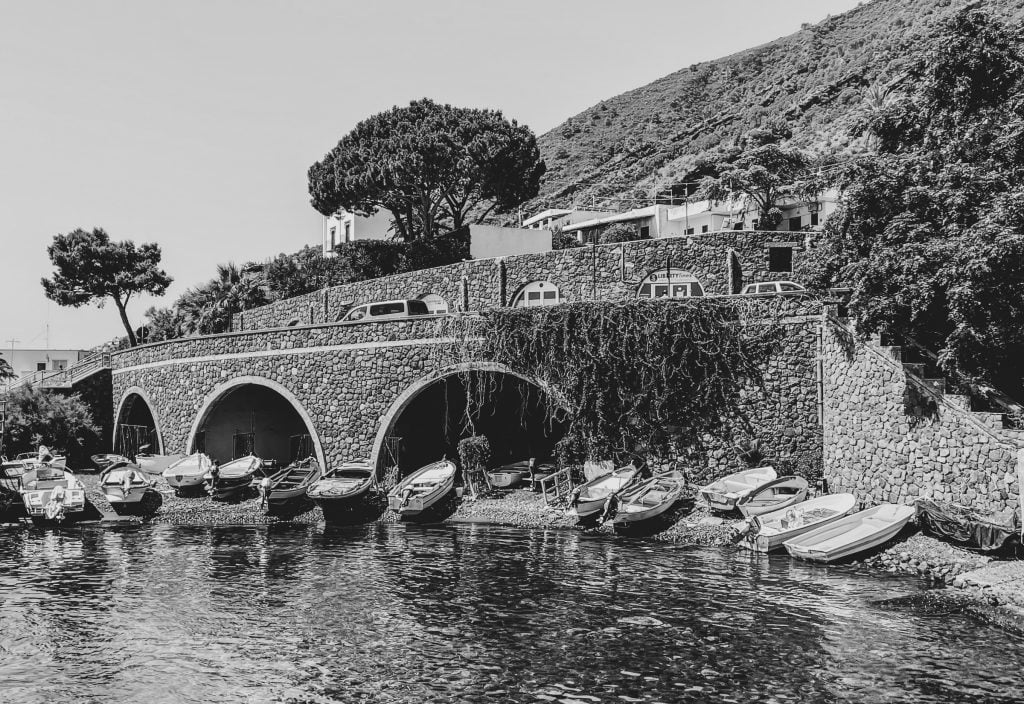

{"left": 531, "top": 0, "right": 1024, "bottom": 210}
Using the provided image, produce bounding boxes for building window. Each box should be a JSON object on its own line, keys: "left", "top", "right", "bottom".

{"left": 419, "top": 293, "right": 449, "bottom": 315}
{"left": 512, "top": 281, "right": 561, "bottom": 308}
{"left": 639, "top": 225, "right": 650, "bottom": 238}
{"left": 768, "top": 246, "right": 794, "bottom": 272}
{"left": 701, "top": 225, "right": 709, "bottom": 233}
{"left": 789, "top": 215, "right": 803, "bottom": 231}
{"left": 344, "top": 222, "right": 352, "bottom": 242}
{"left": 52, "top": 360, "right": 67, "bottom": 370}
{"left": 685, "top": 227, "right": 695, "bottom": 235}
{"left": 636, "top": 269, "right": 705, "bottom": 299}
{"left": 811, "top": 213, "right": 820, "bottom": 227}
{"left": 733, "top": 221, "right": 744, "bottom": 231}
{"left": 329, "top": 226, "right": 337, "bottom": 248}
{"left": 36, "top": 362, "right": 46, "bottom": 371}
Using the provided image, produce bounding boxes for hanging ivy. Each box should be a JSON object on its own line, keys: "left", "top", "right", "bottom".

{"left": 456, "top": 298, "right": 785, "bottom": 464}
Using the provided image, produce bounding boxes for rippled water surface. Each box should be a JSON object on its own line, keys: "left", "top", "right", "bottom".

{"left": 1, "top": 523, "right": 1022, "bottom": 703}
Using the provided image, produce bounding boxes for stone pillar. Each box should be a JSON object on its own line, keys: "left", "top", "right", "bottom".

{"left": 1018, "top": 448, "right": 1024, "bottom": 540}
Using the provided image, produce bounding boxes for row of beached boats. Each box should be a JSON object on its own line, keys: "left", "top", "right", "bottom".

{"left": 697, "top": 465, "right": 916, "bottom": 562}
{"left": 1, "top": 453, "right": 87, "bottom": 522}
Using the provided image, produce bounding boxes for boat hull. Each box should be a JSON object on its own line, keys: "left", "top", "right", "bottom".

{"left": 388, "top": 461, "right": 457, "bottom": 518}
{"left": 737, "top": 476, "right": 809, "bottom": 518}
{"left": 698, "top": 466, "right": 777, "bottom": 512}
{"left": 740, "top": 493, "right": 858, "bottom": 552}
{"left": 783, "top": 503, "right": 916, "bottom": 562}
{"left": 573, "top": 465, "right": 640, "bottom": 519}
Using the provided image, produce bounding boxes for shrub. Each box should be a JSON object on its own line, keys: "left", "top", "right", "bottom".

{"left": 2, "top": 385, "right": 100, "bottom": 467}
{"left": 599, "top": 223, "right": 648, "bottom": 244}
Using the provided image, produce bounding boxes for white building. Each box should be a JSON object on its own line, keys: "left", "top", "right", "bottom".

{"left": 558, "top": 190, "right": 842, "bottom": 243}
{"left": 0, "top": 348, "right": 89, "bottom": 380}
{"left": 522, "top": 208, "right": 616, "bottom": 231}
{"left": 322, "top": 208, "right": 394, "bottom": 256}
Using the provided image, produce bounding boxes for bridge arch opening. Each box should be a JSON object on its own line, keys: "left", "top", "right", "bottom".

{"left": 188, "top": 378, "right": 324, "bottom": 470}
{"left": 372, "top": 365, "right": 567, "bottom": 481}
{"left": 114, "top": 389, "right": 163, "bottom": 457}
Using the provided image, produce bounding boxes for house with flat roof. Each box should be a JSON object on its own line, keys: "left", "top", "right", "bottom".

{"left": 0, "top": 348, "right": 89, "bottom": 380}
{"left": 322, "top": 209, "right": 393, "bottom": 256}
{"left": 522, "top": 208, "right": 617, "bottom": 231}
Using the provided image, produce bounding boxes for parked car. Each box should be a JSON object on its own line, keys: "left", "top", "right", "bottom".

{"left": 740, "top": 281, "right": 807, "bottom": 296}
{"left": 340, "top": 299, "right": 432, "bottom": 324}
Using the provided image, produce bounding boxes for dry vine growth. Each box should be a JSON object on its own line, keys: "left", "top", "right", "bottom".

{"left": 451, "top": 298, "right": 787, "bottom": 464}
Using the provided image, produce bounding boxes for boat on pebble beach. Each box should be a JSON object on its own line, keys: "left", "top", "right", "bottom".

{"left": 206, "top": 455, "right": 263, "bottom": 501}
{"left": 783, "top": 503, "right": 916, "bottom": 562}
{"left": 572, "top": 464, "right": 641, "bottom": 520}
{"left": 486, "top": 460, "right": 534, "bottom": 489}
{"left": 163, "top": 453, "right": 214, "bottom": 493}
{"left": 91, "top": 454, "right": 132, "bottom": 472}
{"left": 307, "top": 459, "right": 376, "bottom": 519}
{"left": 612, "top": 470, "right": 687, "bottom": 524}
{"left": 137, "top": 453, "right": 184, "bottom": 476}
{"left": 736, "top": 475, "right": 809, "bottom": 518}
{"left": 100, "top": 461, "right": 160, "bottom": 512}
{"left": 697, "top": 466, "right": 777, "bottom": 512}
{"left": 19, "top": 465, "right": 87, "bottom": 523}
{"left": 739, "top": 493, "right": 857, "bottom": 552}
{"left": 388, "top": 460, "right": 457, "bottom": 519}
{"left": 264, "top": 457, "right": 322, "bottom": 511}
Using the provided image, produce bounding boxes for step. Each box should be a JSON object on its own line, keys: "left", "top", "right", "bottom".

{"left": 972, "top": 411, "right": 1007, "bottom": 430}
{"left": 923, "top": 378, "right": 947, "bottom": 394}
{"left": 902, "top": 363, "right": 926, "bottom": 378}
{"left": 943, "top": 394, "right": 972, "bottom": 411}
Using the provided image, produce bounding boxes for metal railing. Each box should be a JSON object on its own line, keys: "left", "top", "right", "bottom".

{"left": 2, "top": 351, "right": 112, "bottom": 394}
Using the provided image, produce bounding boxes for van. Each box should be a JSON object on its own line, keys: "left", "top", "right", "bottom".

{"left": 740, "top": 281, "right": 807, "bottom": 296}
{"left": 340, "top": 299, "right": 432, "bottom": 324}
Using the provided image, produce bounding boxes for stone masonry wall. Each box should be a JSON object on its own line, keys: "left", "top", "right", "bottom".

{"left": 114, "top": 298, "right": 823, "bottom": 478}
{"left": 822, "top": 319, "right": 1020, "bottom": 519}
{"left": 236, "top": 231, "right": 810, "bottom": 331}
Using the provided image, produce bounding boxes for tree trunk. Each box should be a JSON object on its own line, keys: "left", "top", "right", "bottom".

{"left": 114, "top": 296, "right": 138, "bottom": 347}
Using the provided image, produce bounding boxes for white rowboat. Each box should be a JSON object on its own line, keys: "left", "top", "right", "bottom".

{"left": 612, "top": 470, "right": 687, "bottom": 524}
{"left": 737, "top": 475, "right": 809, "bottom": 518}
{"left": 388, "top": 461, "right": 457, "bottom": 517}
{"left": 740, "top": 493, "right": 857, "bottom": 552}
{"left": 698, "top": 466, "right": 776, "bottom": 511}
{"left": 100, "top": 462, "right": 154, "bottom": 505}
{"left": 206, "top": 455, "right": 263, "bottom": 500}
{"left": 573, "top": 465, "right": 640, "bottom": 519}
{"left": 162, "top": 453, "right": 213, "bottom": 490}
{"left": 137, "top": 454, "right": 184, "bottom": 476}
{"left": 783, "top": 503, "right": 916, "bottom": 562}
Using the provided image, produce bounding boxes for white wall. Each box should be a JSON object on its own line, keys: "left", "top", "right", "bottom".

{"left": 470, "top": 225, "right": 552, "bottom": 259}
{"left": 1, "top": 349, "right": 87, "bottom": 378}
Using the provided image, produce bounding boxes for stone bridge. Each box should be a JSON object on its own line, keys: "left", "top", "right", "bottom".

{"left": 108, "top": 302, "right": 825, "bottom": 478}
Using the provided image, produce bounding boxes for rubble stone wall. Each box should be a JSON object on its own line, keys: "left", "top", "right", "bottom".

{"left": 236, "top": 231, "right": 811, "bottom": 331}
{"left": 821, "top": 319, "right": 1020, "bottom": 518}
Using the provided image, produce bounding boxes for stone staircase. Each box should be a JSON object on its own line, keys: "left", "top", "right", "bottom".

{"left": 867, "top": 330, "right": 1024, "bottom": 442}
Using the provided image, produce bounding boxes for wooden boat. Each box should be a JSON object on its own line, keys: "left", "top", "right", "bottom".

{"left": 387, "top": 460, "right": 457, "bottom": 518}
{"left": 264, "top": 457, "right": 322, "bottom": 509}
{"left": 19, "top": 465, "right": 87, "bottom": 522}
{"left": 91, "top": 454, "right": 131, "bottom": 472}
{"left": 572, "top": 464, "right": 641, "bottom": 519}
{"left": 137, "top": 453, "right": 184, "bottom": 476}
{"left": 162, "top": 453, "right": 213, "bottom": 492}
{"left": 915, "top": 499, "right": 1020, "bottom": 552}
{"left": 783, "top": 503, "right": 916, "bottom": 562}
{"left": 739, "top": 493, "right": 857, "bottom": 552}
{"left": 736, "top": 475, "right": 809, "bottom": 518}
{"left": 697, "top": 466, "right": 776, "bottom": 512}
{"left": 486, "top": 460, "right": 533, "bottom": 489}
{"left": 13, "top": 451, "right": 67, "bottom": 471}
{"left": 307, "top": 459, "right": 375, "bottom": 518}
{"left": 100, "top": 461, "right": 155, "bottom": 506}
{"left": 612, "top": 470, "right": 687, "bottom": 524}
{"left": 205, "top": 455, "right": 262, "bottom": 500}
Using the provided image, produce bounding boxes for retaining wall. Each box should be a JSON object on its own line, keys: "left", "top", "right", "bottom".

{"left": 821, "top": 319, "right": 1021, "bottom": 519}
{"left": 236, "top": 231, "right": 811, "bottom": 331}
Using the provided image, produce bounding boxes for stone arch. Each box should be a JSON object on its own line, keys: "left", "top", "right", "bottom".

{"left": 113, "top": 386, "right": 165, "bottom": 455}
{"left": 636, "top": 268, "right": 705, "bottom": 298}
{"left": 186, "top": 375, "right": 325, "bottom": 470}
{"left": 370, "top": 362, "right": 566, "bottom": 474}
{"left": 510, "top": 280, "right": 561, "bottom": 308}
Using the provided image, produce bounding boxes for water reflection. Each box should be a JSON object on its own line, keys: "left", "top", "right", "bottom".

{"left": 0, "top": 523, "right": 1021, "bottom": 703}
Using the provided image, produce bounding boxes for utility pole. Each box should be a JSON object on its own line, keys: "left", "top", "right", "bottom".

{"left": 5, "top": 339, "right": 17, "bottom": 376}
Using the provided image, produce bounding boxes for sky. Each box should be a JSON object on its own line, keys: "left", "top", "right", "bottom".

{"left": 0, "top": 0, "right": 863, "bottom": 351}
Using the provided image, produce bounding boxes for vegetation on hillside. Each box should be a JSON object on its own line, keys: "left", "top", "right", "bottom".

{"left": 808, "top": 8, "right": 1024, "bottom": 399}
{"left": 530, "top": 0, "right": 1024, "bottom": 211}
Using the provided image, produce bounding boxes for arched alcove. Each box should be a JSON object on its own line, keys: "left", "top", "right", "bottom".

{"left": 113, "top": 387, "right": 163, "bottom": 457}
{"left": 370, "top": 363, "right": 566, "bottom": 478}
{"left": 187, "top": 377, "right": 325, "bottom": 469}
